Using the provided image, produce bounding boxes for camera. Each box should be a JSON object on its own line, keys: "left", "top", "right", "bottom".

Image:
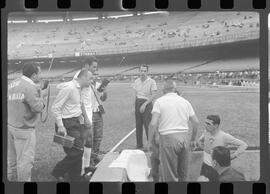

{"left": 97, "top": 79, "right": 110, "bottom": 93}
{"left": 41, "top": 80, "right": 50, "bottom": 90}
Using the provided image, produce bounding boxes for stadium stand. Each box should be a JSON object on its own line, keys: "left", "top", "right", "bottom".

{"left": 8, "top": 12, "right": 259, "bottom": 60}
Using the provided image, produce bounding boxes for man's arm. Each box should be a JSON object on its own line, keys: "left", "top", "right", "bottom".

{"left": 225, "top": 133, "right": 248, "bottom": 160}
{"left": 24, "top": 85, "right": 45, "bottom": 113}
{"left": 144, "top": 80, "right": 158, "bottom": 106}
{"left": 148, "top": 112, "right": 160, "bottom": 150}
{"left": 81, "top": 89, "right": 92, "bottom": 127}
{"left": 51, "top": 87, "right": 71, "bottom": 127}
{"left": 189, "top": 115, "right": 199, "bottom": 142}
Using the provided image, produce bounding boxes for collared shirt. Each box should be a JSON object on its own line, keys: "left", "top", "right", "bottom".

{"left": 52, "top": 80, "right": 82, "bottom": 126}
{"left": 219, "top": 167, "right": 246, "bottom": 181}
{"left": 152, "top": 92, "right": 195, "bottom": 135}
{"left": 8, "top": 76, "right": 44, "bottom": 129}
{"left": 21, "top": 75, "right": 35, "bottom": 85}
{"left": 200, "top": 130, "right": 247, "bottom": 166}
{"left": 73, "top": 70, "right": 93, "bottom": 123}
{"left": 133, "top": 77, "right": 157, "bottom": 100}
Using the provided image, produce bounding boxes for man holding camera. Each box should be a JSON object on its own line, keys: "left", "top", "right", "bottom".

{"left": 88, "top": 62, "right": 108, "bottom": 167}
{"left": 8, "top": 63, "right": 48, "bottom": 181}
{"left": 51, "top": 69, "right": 92, "bottom": 181}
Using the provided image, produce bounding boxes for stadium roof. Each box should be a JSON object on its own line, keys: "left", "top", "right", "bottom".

{"left": 8, "top": 11, "right": 169, "bottom": 21}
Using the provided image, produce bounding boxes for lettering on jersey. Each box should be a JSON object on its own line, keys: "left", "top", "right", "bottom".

{"left": 8, "top": 93, "right": 25, "bottom": 101}
{"left": 8, "top": 80, "right": 21, "bottom": 89}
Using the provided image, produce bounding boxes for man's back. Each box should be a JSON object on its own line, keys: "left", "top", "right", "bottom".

{"left": 8, "top": 77, "right": 43, "bottom": 128}
{"left": 153, "top": 92, "right": 195, "bottom": 135}
{"left": 219, "top": 167, "right": 246, "bottom": 181}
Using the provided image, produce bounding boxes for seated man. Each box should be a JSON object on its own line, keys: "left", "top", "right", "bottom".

{"left": 197, "top": 115, "right": 248, "bottom": 181}
{"left": 212, "top": 146, "right": 246, "bottom": 181}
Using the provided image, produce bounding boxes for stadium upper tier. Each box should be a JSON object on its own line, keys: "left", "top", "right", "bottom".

{"left": 8, "top": 12, "right": 259, "bottom": 60}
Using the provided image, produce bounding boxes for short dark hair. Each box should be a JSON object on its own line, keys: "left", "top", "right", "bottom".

{"left": 212, "top": 146, "right": 231, "bottom": 167}
{"left": 140, "top": 64, "right": 149, "bottom": 71}
{"left": 206, "top": 115, "right": 221, "bottom": 125}
{"left": 82, "top": 57, "right": 98, "bottom": 67}
{"left": 77, "top": 68, "right": 90, "bottom": 78}
{"left": 22, "top": 63, "right": 40, "bottom": 78}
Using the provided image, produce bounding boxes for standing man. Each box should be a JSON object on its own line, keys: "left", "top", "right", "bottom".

{"left": 81, "top": 58, "right": 108, "bottom": 167}
{"left": 148, "top": 79, "right": 199, "bottom": 181}
{"left": 51, "top": 69, "right": 92, "bottom": 181}
{"left": 8, "top": 63, "right": 47, "bottom": 181}
{"left": 73, "top": 61, "right": 95, "bottom": 174}
{"left": 133, "top": 65, "right": 157, "bottom": 150}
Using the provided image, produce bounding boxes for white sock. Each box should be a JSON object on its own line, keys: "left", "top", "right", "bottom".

{"left": 81, "top": 147, "right": 92, "bottom": 175}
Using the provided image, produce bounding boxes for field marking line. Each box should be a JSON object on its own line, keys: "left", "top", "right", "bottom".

{"left": 109, "top": 128, "right": 136, "bottom": 153}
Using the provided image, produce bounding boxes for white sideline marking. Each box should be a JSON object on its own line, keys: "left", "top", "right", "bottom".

{"left": 109, "top": 128, "right": 136, "bottom": 153}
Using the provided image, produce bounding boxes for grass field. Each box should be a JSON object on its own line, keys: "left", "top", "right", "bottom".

{"left": 32, "top": 82, "right": 260, "bottom": 181}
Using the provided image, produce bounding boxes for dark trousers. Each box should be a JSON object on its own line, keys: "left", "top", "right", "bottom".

{"left": 200, "top": 162, "right": 219, "bottom": 181}
{"left": 135, "top": 98, "right": 153, "bottom": 148}
{"left": 91, "top": 112, "right": 103, "bottom": 164}
{"left": 52, "top": 117, "right": 87, "bottom": 181}
{"left": 150, "top": 131, "right": 160, "bottom": 181}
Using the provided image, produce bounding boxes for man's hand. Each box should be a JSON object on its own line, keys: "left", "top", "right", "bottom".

{"left": 58, "top": 126, "right": 67, "bottom": 136}
{"left": 139, "top": 103, "right": 147, "bottom": 113}
{"left": 190, "top": 141, "right": 197, "bottom": 151}
{"left": 146, "top": 141, "right": 152, "bottom": 152}
{"left": 197, "top": 140, "right": 204, "bottom": 149}
{"left": 41, "top": 88, "right": 49, "bottom": 98}
{"left": 84, "top": 118, "right": 92, "bottom": 129}
{"left": 231, "top": 153, "right": 237, "bottom": 160}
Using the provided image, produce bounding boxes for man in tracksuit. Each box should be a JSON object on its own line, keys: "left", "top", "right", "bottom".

{"left": 8, "top": 63, "right": 46, "bottom": 181}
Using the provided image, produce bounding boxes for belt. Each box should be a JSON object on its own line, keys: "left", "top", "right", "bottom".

{"left": 8, "top": 123, "right": 35, "bottom": 130}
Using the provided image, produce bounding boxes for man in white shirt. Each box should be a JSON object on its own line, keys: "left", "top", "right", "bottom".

{"left": 148, "top": 79, "right": 199, "bottom": 181}
{"left": 133, "top": 65, "right": 157, "bottom": 149}
{"left": 51, "top": 69, "right": 92, "bottom": 181}
{"left": 73, "top": 61, "right": 95, "bottom": 175}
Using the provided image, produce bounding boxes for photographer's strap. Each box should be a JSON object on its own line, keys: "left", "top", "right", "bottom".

{"left": 41, "top": 85, "right": 50, "bottom": 123}
{"left": 90, "top": 83, "right": 102, "bottom": 107}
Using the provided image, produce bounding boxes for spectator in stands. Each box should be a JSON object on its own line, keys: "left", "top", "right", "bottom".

{"left": 212, "top": 146, "right": 246, "bottom": 181}
{"left": 133, "top": 65, "right": 158, "bottom": 150}
{"left": 148, "top": 79, "right": 199, "bottom": 181}
{"left": 8, "top": 63, "right": 47, "bottom": 181}
{"left": 197, "top": 115, "right": 248, "bottom": 181}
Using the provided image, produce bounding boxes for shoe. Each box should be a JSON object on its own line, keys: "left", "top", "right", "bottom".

{"left": 83, "top": 165, "right": 96, "bottom": 176}
{"left": 51, "top": 171, "right": 66, "bottom": 182}
{"left": 51, "top": 174, "right": 65, "bottom": 182}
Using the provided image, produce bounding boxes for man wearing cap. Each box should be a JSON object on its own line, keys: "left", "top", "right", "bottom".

{"left": 133, "top": 64, "right": 157, "bottom": 150}
{"left": 8, "top": 63, "right": 47, "bottom": 181}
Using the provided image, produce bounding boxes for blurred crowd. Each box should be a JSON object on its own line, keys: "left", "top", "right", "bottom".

{"left": 96, "top": 69, "right": 260, "bottom": 87}
{"left": 8, "top": 12, "right": 259, "bottom": 59}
